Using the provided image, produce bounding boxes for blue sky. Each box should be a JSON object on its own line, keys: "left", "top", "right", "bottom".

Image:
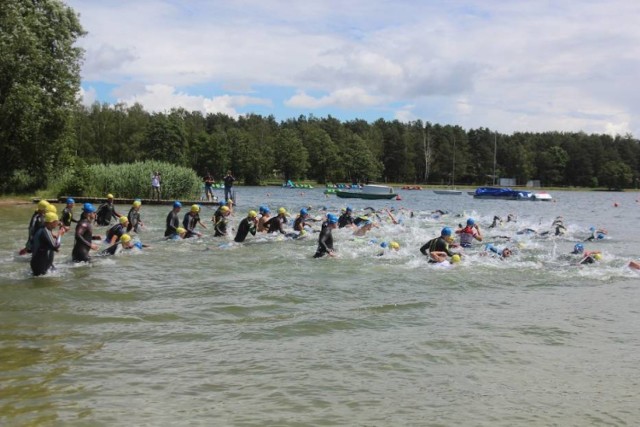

{"left": 68, "top": 0, "right": 640, "bottom": 136}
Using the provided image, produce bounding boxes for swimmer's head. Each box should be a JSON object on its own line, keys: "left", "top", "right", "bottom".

{"left": 83, "top": 203, "right": 96, "bottom": 213}
{"left": 119, "top": 216, "right": 129, "bottom": 225}
{"left": 278, "top": 207, "right": 287, "bottom": 215}
{"left": 597, "top": 233, "right": 605, "bottom": 240}
{"left": 173, "top": 201, "right": 182, "bottom": 209}
{"left": 120, "top": 234, "right": 132, "bottom": 244}
{"left": 107, "top": 193, "right": 114, "bottom": 200}
{"left": 191, "top": 204, "right": 200, "bottom": 213}
{"left": 390, "top": 241, "right": 400, "bottom": 250}
{"left": 132, "top": 200, "right": 142, "bottom": 208}
{"left": 248, "top": 210, "right": 257, "bottom": 218}
{"left": 300, "top": 208, "right": 308, "bottom": 216}
{"left": 66, "top": 198, "right": 75, "bottom": 205}
{"left": 502, "top": 248, "right": 512, "bottom": 258}
{"left": 44, "top": 212, "right": 59, "bottom": 224}
{"left": 220, "top": 205, "right": 230, "bottom": 213}
{"left": 441, "top": 227, "right": 453, "bottom": 237}
{"left": 593, "top": 253, "right": 602, "bottom": 261}
{"left": 466, "top": 218, "right": 475, "bottom": 226}
{"left": 37, "top": 200, "right": 50, "bottom": 211}
{"left": 573, "top": 243, "right": 584, "bottom": 254}
{"left": 326, "top": 213, "right": 338, "bottom": 224}
{"left": 451, "top": 254, "right": 461, "bottom": 263}
{"left": 46, "top": 204, "right": 57, "bottom": 213}
{"left": 176, "top": 227, "right": 186, "bottom": 235}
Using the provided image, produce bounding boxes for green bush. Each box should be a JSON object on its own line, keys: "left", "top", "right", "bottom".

{"left": 48, "top": 161, "right": 201, "bottom": 199}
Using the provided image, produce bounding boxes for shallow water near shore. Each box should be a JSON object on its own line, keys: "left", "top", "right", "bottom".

{"left": 1, "top": 188, "right": 640, "bottom": 425}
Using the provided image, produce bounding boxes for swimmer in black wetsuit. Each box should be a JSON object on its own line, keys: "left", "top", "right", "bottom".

{"left": 338, "top": 207, "right": 355, "bottom": 228}
{"left": 96, "top": 194, "right": 122, "bottom": 226}
{"left": 214, "top": 205, "right": 231, "bottom": 237}
{"left": 61, "top": 198, "right": 77, "bottom": 229}
{"left": 234, "top": 210, "right": 258, "bottom": 242}
{"left": 266, "top": 207, "right": 288, "bottom": 234}
{"left": 165, "top": 201, "right": 182, "bottom": 237}
{"left": 314, "top": 213, "right": 338, "bottom": 258}
{"left": 420, "top": 227, "right": 459, "bottom": 263}
{"left": 293, "top": 208, "right": 310, "bottom": 232}
{"left": 72, "top": 203, "right": 101, "bottom": 262}
{"left": 22, "top": 199, "right": 50, "bottom": 254}
{"left": 31, "top": 212, "right": 65, "bottom": 276}
{"left": 183, "top": 204, "right": 205, "bottom": 238}
{"left": 106, "top": 216, "right": 129, "bottom": 245}
{"left": 127, "top": 200, "right": 144, "bottom": 233}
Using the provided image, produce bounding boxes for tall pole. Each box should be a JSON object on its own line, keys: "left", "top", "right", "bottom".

{"left": 452, "top": 134, "right": 456, "bottom": 187}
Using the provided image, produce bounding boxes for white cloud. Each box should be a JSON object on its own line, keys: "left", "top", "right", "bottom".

{"left": 118, "top": 84, "right": 272, "bottom": 117}
{"left": 66, "top": 0, "right": 640, "bottom": 136}
{"left": 77, "top": 86, "right": 97, "bottom": 106}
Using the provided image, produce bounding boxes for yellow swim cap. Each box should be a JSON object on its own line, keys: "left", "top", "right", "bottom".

{"left": 593, "top": 253, "right": 602, "bottom": 261}
{"left": 191, "top": 204, "right": 200, "bottom": 213}
{"left": 390, "top": 241, "right": 400, "bottom": 250}
{"left": 37, "top": 200, "right": 50, "bottom": 211}
{"left": 132, "top": 200, "right": 142, "bottom": 207}
{"left": 119, "top": 216, "right": 129, "bottom": 224}
{"left": 248, "top": 210, "right": 257, "bottom": 218}
{"left": 107, "top": 193, "right": 114, "bottom": 199}
{"left": 46, "top": 204, "right": 57, "bottom": 213}
{"left": 44, "top": 212, "right": 59, "bottom": 223}
{"left": 120, "top": 234, "right": 132, "bottom": 244}
{"left": 228, "top": 198, "right": 233, "bottom": 203}
{"left": 220, "top": 205, "right": 230, "bottom": 213}
{"left": 176, "top": 227, "right": 186, "bottom": 234}
{"left": 278, "top": 207, "right": 287, "bottom": 215}
{"left": 451, "top": 254, "right": 461, "bottom": 263}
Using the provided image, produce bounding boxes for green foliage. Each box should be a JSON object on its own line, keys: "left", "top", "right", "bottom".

{"left": 47, "top": 161, "right": 201, "bottom": 199}
{"left": 599, "top": 161, "right": 633, "bottom": 190}
{"left": 0, "top": 0, "right": 85, "bottom": 192}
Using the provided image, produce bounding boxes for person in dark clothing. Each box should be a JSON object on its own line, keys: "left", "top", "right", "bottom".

{"left": 338, "top": 206, "right": 355, "bottom": 228}
{"left": 96, "top": 194, "right": 122, "bottom": 226}
{"left": 266, "top": 207, "right": 288, "bottom": 234}
{"left": 293, "top": 208, "right": 310, "bottom": 233}
{"left": 22, "top": 200, "right": 50, "bottom": 254}
{"left": 420, "top": 227, "right": 459, "bottom": 263}
{"left": 106, "top": 216, "right": 129, "bottom": 245}
{"left": 214, "top": 205, "right": 231, "bottom": 237}
{"left": 127, "top": 200, "right": 144, "bottom": 233}
{"left": 223, "top": 170, "right": 235, "bottom": 202}
{"left": 165, "top": 201, "right": 182, "bottom": 237}
{"left": 61, "top": 198, "right": 77, "bottom": 228}
{"left": 72, "top": 203, "right": 101, "bottom": 263}
{"left": 183, "top": 204, "right": 205, "bottom": 238}
{"left": 31, "top": 212, "right": 65, "bottom": 276}
{"left": 234, "top": 210, "right": 258, "bottom": 242}
{"left": 203, "top": 171, "right": 215, "bottom": 201}
{"left": 314, "top": 213, "right": 338, "bottom": 258}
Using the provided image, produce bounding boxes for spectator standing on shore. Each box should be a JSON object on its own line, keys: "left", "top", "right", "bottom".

{"left": 151, "top": 171, "right": 161, "bottom": 201}
{"left": 223, "top": 170, "right": 235, "bottom": 202}
{"left": 203, "top": 171, "right": 215, "bottom": 201}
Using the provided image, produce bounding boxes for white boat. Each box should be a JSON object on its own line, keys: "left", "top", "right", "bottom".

{"left": 532, "top": 192, "right": 553, "bottom": 201}
{"left": 336, "top": 184, "right": 398, "bottom": 200}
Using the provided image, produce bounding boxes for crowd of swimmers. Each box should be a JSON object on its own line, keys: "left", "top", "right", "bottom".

{"left": 20, "top": 194, "right": 639, "bottom": 277}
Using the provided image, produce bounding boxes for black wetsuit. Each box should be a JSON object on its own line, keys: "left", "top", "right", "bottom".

{"left": 25, "top": 211, "right": 45, "bottom": 252}
{"left": 420, "top": 237, "right": 455, "bottom": 262}
{"left": 266, "top": 215, "right": 287, "bottom": 234}
{"left": 30, "top": 227, "right": 60, "bottom": 276}
{"left": 96, "top": 201, "right": 120, "bottom": 226}
{"left": 165, "top": 210, "right": 181, "bottom": 237}
{"left": 234, "top": 217, "right": 256, "bottom": 242}
{"left": 338, "top": 213, "right": 354, "bottom": 228}
{"left": 61, "top": 207, "right": 77, "bottom": 227}
{"left": 72, "top": 217, "right": 95, "bottom": 262}
{"left": 314, "top": 221, "right": 334, "bottom": 258}
{"left": 127, "top": 207, "right": 141, "bottom": 233}
{"left": 214, "top": 216, "right": 229, "bottom": 237}
{"left": 106, "top": 223, "right": 126, "bottom": 243}
{"left": 183, "top": 212, "right": 200, "bottom": 238}
{"left": 293, "top": 216, "right": 307, "bottom": 232}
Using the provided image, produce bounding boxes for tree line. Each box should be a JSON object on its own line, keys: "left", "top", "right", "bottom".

{"left": 1, "top": 0, "right": 639, "bottom": 194}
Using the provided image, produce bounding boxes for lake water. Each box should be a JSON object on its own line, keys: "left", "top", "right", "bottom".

{"left": 1, "top": 188, "right": 640, "bottom": 426}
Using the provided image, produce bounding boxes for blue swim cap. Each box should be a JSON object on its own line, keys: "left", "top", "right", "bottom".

{"left": 327, "top": 213, "right": 338, "bottom": 224}
{"left": 83, "top": 203, "right": 96, "bottom": 213}
{"left": 173, "top": 201, "right": 182, "bottom": 208}
{"left": 441, "top": 226, "right": 453, "bottom": 237}
{"left": 589, "top": 226, "right": 595, "bottom": 232}
{"left": 219, "top": 200, "right": 226, "bottom": 206}
{"left": 134, "top": 242, "right": 143, "bottom": 249}
{"left": 300, "top": 208, "right": 308, "bottom": 216}
{"left": 263, "top": 206, "right": 271, "bottom": 214}
{"left": 573, "top": 243, "right": 584, "bottom": 254}
{"left": 66, "top": 198, "right": 75, "bottom": 204}
{"left": 258, "top": 205, "right": 266, "bottom": 214}
{"left": 346, "top": 206, "right": 353, "bottom": 212}
{"left": 380, "top": 241, "right": 388, "bottom": 248}
{"left": 597, "top": 233, "right": 605, "bottom": 240}
{"left": 467, "top": 218, "right": 475, "bottom": 226}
